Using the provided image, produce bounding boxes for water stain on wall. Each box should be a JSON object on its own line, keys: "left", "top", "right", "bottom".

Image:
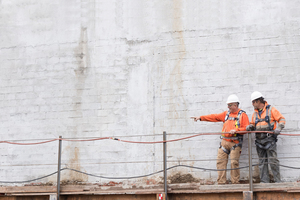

{"left": 74, "top": 27, "right": 90, "bottom": 81}
{"left": 69, "top": 146, "right": 87, "bottom": 182}
{"left": 64, "top": 26, "right": 91, "bottom": 182}
{"left": 73, "top": 27, "right": 90, "bottom": 115}
{"left": 168, "top": 0, "right": 187, "bottom": 119}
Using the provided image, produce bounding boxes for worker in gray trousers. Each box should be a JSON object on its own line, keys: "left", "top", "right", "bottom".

{"left": 247, "top": 91, "right": 286, "bottom": 183}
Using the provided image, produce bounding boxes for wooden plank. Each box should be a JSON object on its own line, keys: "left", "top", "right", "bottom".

{"left": 287, "top": 189, "right": 300, "bottom": 193}
{"left": 168, "top": 182, "right": 300, "bottom": 194}
{"left": 60, "top": 189, "right": 164, "bottom": 195}
{"left": 256, "top": 192, "right": 300, "bottom": 200}
{"left": 60, "top": 184, "right": 162, "bottom": 192}
{"left": 62, "top": 194, "right": 156, "bottom": 200}
{"left": 0, "top": 182, "right": 300, "bottom": 197}
{"left": 60, "top": 185, "right": 100, "bottom": 192}
{"left": 5, "top": 193, "right": 56, "bottom": 196}
{"left": 0, "top": 197, "right": 17, "bottom": 200}
{"left": 0, "top": 196, "right": 49, "bottom": 200}
{"left": 3, "top": 186, "right": 56, "bottom": 193}
{"left": 169, "top": 193, "right": 243, "bottom": 200}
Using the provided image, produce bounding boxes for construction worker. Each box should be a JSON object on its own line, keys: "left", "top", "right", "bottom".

{"left": 191, "top": 94, "right": 249, "bottom": 184}
{"left": 246, "top": 91, "right": 285, "bottom": 183}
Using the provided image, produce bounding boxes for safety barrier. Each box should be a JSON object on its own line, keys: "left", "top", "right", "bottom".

{"left": 0, "top": 131, "right": 300, "bottom": 200}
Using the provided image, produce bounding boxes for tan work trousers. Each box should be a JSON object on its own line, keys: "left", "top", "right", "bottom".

{"left": 217, "top": 139, "right": 241, "bottom": 184}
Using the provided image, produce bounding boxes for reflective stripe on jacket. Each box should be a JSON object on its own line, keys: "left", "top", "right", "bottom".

{"left": 250, "top": 102, "right": 286, "bottom": 131}
{"left": 200, "top": 109, "right": 250, "bottom": 143}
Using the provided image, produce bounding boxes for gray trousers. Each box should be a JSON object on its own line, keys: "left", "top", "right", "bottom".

{"left": 256, "top": 142, "right": 281, "bottom": 183}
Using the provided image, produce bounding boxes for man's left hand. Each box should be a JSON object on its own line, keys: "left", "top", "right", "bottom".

{"left": 274, "top": 128, "right": 281, "bottom": 135}
{"left": 230, "top": 130, "right": 237, "bottom": 135}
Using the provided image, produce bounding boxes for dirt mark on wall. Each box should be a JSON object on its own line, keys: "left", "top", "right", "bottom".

{"left": 73, "top": 27, "right": 90, "bottom": 118}
{"left": 65, "top": 27, "right": 91, "bottom": 182}
{"left": 168, "top": 0, "right": 187, "bottom": 119}
{"left": 74, "top": 27, "right": 90, "bottom": 90}
{"left": 63, "top": 146, "right": 87, "bottom": 182}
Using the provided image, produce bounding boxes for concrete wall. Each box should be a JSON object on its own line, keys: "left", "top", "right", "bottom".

{"left": 0, "top": 0, "right": 299, "bottom": 186}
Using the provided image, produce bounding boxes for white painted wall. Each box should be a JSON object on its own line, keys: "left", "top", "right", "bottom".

{"left": 0, "top": 0, "right": 299, "bottom": 186}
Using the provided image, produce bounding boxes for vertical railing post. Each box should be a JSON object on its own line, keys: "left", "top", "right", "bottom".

{"left": 163, "top": 131, "right": 168, "bottom": 200}
{"left": 57, "top": 136, "right": 62, "bottom": 200}
{"left": 248, "top": 132, "right": 253, "bottom": 192}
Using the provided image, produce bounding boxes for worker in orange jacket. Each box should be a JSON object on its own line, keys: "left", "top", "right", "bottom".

{"left": 246, "top": 91, "right": 286, "bottom": 183}
{"left": 192, "top": 94, "right": 249, "bottom": 184}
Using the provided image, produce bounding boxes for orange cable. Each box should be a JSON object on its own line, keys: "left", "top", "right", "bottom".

{"left": 0, "top": 131, "right": 298, "bottom": 145}
{"left": 0, "top": 139, "right": 58, "bottom": 145}
{"left": 60, "top": 137, "right": 110, "bottom": 142}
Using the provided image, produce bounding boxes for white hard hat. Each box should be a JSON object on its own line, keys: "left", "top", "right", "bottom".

{"left": 226, "top": 94, "right": 239, "bottom": 104}
{"left": 251, "top": 91, "right": 263, "bottom": 101}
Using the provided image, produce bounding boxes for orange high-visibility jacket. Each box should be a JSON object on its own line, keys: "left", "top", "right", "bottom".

{"left": 200, "top": 109, "right": 250, "bottom": 143}
{"left": 250, "top": 102, "right": 285, "bottom": 131}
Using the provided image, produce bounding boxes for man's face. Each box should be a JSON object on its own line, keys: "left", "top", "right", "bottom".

{"left": 252, "top": 100, "right": 259, "bottom": 109}
{"left": 227, "top": 103, "right": 238, "bottom": 112}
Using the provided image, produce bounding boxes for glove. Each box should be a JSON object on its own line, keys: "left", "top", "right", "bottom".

{"left": 274, "top": 128, "right": 281, "bottom": 135}
{"left": 246, "top": 125, "right": 255, "bottom": 131}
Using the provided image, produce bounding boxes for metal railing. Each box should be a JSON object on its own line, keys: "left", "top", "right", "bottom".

{"left": 0, "top": 131, "right": 299, "bottom": 199}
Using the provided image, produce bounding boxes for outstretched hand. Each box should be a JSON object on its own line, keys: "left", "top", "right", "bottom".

{"left": 191, "top": 116, "right": 201, "bottom": 122}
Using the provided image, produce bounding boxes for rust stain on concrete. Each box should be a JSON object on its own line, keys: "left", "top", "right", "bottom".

{"left": 62, "top": 145, "right": 88, "bottom": 183}
{"left": 74, "top": 27, "right": 90, "bottom": 77}
{"left": 63, "top": 26, "right": 91, "bottom": 182}
{"left": 168, "top": 0, "right": 187, "bottom": 119}
{"left": 68, "top": 146, "right": 88, "bottom": 182}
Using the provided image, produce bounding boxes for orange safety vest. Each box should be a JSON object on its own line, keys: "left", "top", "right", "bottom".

{"left": 222, "top": 110, "right": 247, "bottom": 143}
{"left": 200, "top": 109, "right": 249, "bottom": 144}
{"left": 250, "top": 102, "right": 286, "bottom": 131}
